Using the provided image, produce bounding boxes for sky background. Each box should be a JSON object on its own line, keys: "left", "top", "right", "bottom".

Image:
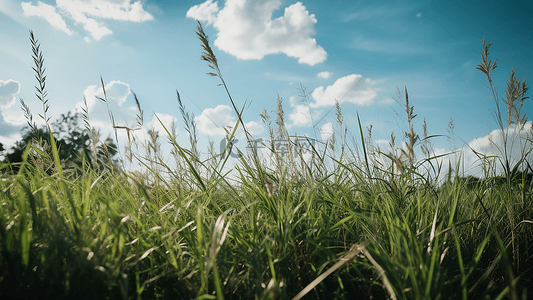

{"left": 0, "top": 0, "right": 532, "bottom": 175}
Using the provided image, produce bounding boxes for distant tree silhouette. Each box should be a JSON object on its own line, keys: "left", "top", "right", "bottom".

{"left": 3, "top": 127, "right": 49, "bottom": 169}
{"left": 442, "top": 170, "right": 533, "bottom": 192}
{"left": 2, "top": 111, "right": 118, "bottom": 173}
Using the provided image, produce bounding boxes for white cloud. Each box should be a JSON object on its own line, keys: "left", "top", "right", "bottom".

{"left": 246, "top": 120, "right": 264, "bottom": 136}
{"left": 196, "top": 104, "right": 236, "bottom": 136}
{"left": 72, "top": 13, "right": 113, "bottom": 40}
{"left": 417, "top": 123, "right": 533, "bottom": 182}
{"left": 0, "top": 79, "right": 20, "bottom": 110}
{"left": 187, "top": 0, "right": 327, "bottom": 66}
{"left": 22, "top": 1, "right": 74, "bottom": 35}
{"left": 0, "top": 79, "right": 25, "bottom": 149}
{"left": 76, "top": 80, "right": 137, "bottom": 129}
{"left": 311, "top": 74, "right": 378, "bottom": 108}
{"left": 317, "top": 71, "right": 332, "bottom": 79}
{"left": 149, "top": 113, "right": 178, "bottom": 136}
{"left": 0, "top": 132, "right": 22, "bottom": 151}
{"left": 320, "top": 122, "right": 333, "bottom": 142}
{"left": 22, "top": 0, "right": 153, "bottom": 40}
{"left": 0, "top": 79, "right": 27, "bottom": 128}
{"left": 465, "top": 122, "right": 533, "bottom": 174}
{"left": 195, "top": 104, "right": 263, "bottom": 136}
{"left": 372, "top": 123, "right": 533, "bottom": 180}
{"left": 2, "top": 110, "right": 26, "bottom": 127}
{"left": 288, "top": 104, "right": 312, "bottom": 128}
{"left": 286, "top": 96, "right": 313, "bottom": 129}
{"left": 186, "top": 0, "right": 219, "bottom": 25}
{"left": 57, "top": 0, "right": 154, "bottom": 22}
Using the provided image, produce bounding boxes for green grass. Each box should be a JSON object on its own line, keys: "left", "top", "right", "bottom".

{"left": 0, "top": 28, "right": 532, "bottom": 299}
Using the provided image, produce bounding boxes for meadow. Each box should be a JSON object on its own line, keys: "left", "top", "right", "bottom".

{"left": 0, "top": 24, "right": 532, "bottom": 299}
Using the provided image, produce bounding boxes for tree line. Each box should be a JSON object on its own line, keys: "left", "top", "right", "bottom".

{"left": 1, "top": 111, "right": 118, "bottom": 173}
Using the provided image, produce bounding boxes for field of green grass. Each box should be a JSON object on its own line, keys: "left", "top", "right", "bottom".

{"left": 1, "top": 26, "right": 532, "bottom": 300}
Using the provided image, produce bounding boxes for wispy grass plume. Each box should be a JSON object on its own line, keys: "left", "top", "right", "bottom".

{"left": 30, "top": 30, "right": 51, "bottom": 126}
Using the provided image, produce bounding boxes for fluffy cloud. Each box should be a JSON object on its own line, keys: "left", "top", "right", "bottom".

{"left": 57, "top": 0, "right": 153, "bottom": 22}
{"left": 0, "top": 79, "right": 24, "bottom": 149}
{"left": 149, "top": 113, "right": 178, "bottom": 136}
{"left": 0, "top": 79, "right": 27, "bottom": 128}
{"left": 317, "top": 71, "right": 332, "bottom": 79}
{"left": 311, "top": 74, "right": 378, "bottom": 108}
{"left": 195, "top": 104, "right": 263, "bottom": 136}
{"left": 288, "top": 104, "right": 312, "bottom": 128}
{"left": 67, "top": 11, "right": 113, "bottom": 41}
{"left": 245, "top": 121, "right": 264, "bottom": 136}
{"left": 196, "top": 105, "right": 234, "bottom": 136}
{"left": 286, "top": 96, "right": 312, "bottom": 128}
{"left": 21, "top": 1, "right": 73, "bottom": 35}
{"left": 0, "top": 131, "right": 22, "bottom": 150}
{"left": 372, "top": 122, "right": 533, "bottom": 180}
{"left": 319, "top": 122, "right": 333, "bottom": 142}
{"left": 187, "top": 0, "right": 327, "bottom": 66}
{"left": 0, "top": 79, "right": 20, "bottom": 110}
{"left": 186, "top": 0, "right": 219, "bottom": 25}
{"left": 465, "top": 122, "right": 533, "bottom": 174}
{"left": 76, "top": 80, "right": 138, "bottom": 130}
{"left": 429, "top": 123, "right": 533, "bottom": 181}
{"left": 2, "top": 112, "right": 26, "bottom": 127}
{"left": 468, "top": 124, "right": 533, "bottom": 155}
{"left": 22, "top": 0, "right": 153, "bottom": 40}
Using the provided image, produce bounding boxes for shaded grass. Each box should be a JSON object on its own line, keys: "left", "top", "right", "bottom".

{"left": 1, "top": 143, "right": 532, "bottom": 299}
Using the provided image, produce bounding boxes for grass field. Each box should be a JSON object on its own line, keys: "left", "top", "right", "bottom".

{"left": 0, "top": 26, "right": 532, "bottom": 300}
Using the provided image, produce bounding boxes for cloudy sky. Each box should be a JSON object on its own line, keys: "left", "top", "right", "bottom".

{"left": 0, "top": 0, "right": 531, "bottom": 175}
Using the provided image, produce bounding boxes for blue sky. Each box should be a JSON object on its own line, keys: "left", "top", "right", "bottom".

{"left": 0, "top": 0, "right": 531, "bottom": 174}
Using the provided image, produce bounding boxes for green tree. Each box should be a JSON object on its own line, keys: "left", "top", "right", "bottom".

{"left": 3, "top": 127, "right": 49, "bottom": 169}
{"left": 2, "top": 112, "right": 118, "bottom": 172}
